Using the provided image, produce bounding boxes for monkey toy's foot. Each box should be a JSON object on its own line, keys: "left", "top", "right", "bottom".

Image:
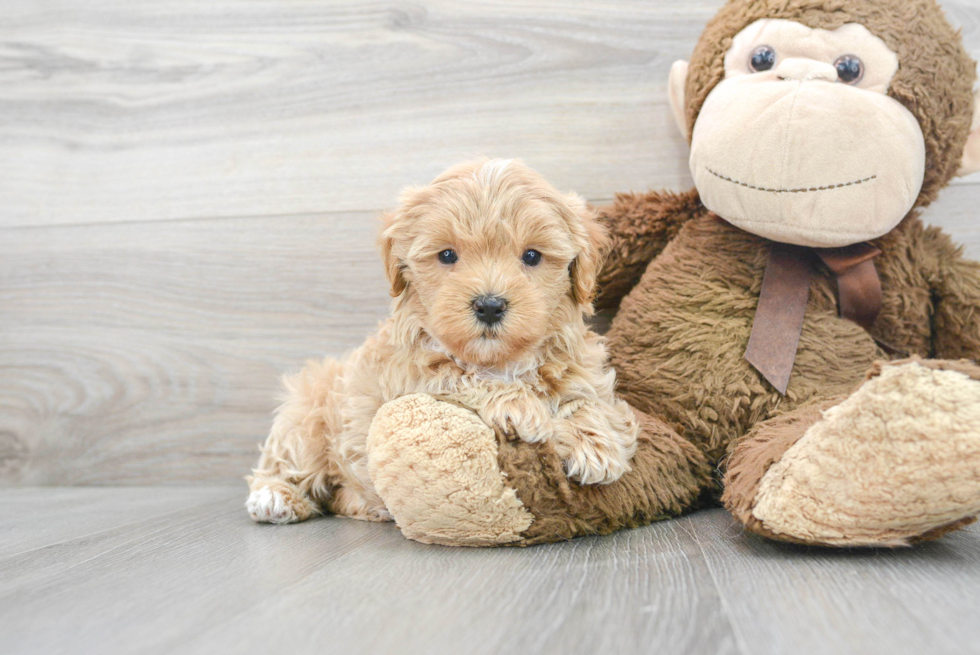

{"left": 726, "top": 360, "right": 980, "bottom": 546}
{"left": 366, "top": 394, "right": 534, "bottom": 546}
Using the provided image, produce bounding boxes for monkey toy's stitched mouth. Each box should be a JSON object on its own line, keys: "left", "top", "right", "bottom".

{"left": 706, "top": 168, "right": 877, "bottom": 194}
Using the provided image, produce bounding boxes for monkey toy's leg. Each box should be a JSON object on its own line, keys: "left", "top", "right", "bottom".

{"left": 724, "top": 359, "right": 980, "bottom": 546}
{"left": 367, "top": 394, "right": 712, "bottom": 546}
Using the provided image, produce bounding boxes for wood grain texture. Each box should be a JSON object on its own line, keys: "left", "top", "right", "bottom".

{"left": 0, "top": 211, "right": 390, "bottom": 485}
{"left": 2, "top": 492, "right": 979, "bottom": 655}
{"left": 0, "top": 489, "right": 737, "bottom": 655}
{"left": 1, "top": 0, "right": 980, "bottom": 485}
{"left": 4, "top": 4, "right": 980, "bottom": 652}
{"left": 180, "top": 516, "right": 739, "bottom": 655}
{"left": 694, "top": 510, "right": 980, "bottom": 655}
{"left": 0, "top": 486, "right": 223, "bottom": 558}
{"left": 1, "top": 0, "right": 979, "bottom": 227}
{"left": 928, "top": 184, "right": 980, "bottom": 261}
{"left": 3, "top": 188, "right": 980, "bottom": 485}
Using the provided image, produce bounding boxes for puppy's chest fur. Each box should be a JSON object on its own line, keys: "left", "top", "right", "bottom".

{"left": 422, "top": 350, "right": 574, "bottom": 434}
{"left": 367, "top": 326, "right": 584, "bottom": 441}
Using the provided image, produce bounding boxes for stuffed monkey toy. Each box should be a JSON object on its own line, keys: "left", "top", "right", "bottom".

{"left": 368, "top": 0, "right": 980, "bottom": 547}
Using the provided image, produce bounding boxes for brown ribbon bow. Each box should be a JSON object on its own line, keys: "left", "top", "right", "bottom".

{"left": 744, "top": 242, "right": 883, "bottom": 394}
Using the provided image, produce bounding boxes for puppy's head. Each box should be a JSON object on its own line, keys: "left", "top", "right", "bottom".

{"left": 380, "top": 158, "right": 608, "bottom": 369}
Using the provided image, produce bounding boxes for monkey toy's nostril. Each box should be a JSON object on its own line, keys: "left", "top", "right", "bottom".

{"left": 472, "top": 295, "right": 508, "bottom": 326}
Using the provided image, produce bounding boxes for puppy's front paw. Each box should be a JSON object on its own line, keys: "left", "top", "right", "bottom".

{"left": 561, "top": 439, "right": 631, "bottom": 486}
{"left": 370, "top": 507, "right": 394, "bottom": 522}
{"left": 477, "top": 395, "right": 553, "bottom": 442}
{"left": 246, "top": 487, "right": 305, "bottom": 524}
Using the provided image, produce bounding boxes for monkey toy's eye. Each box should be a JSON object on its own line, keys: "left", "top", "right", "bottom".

{"left": 834, "top": 55, "right": 864, "bottom": 85}
{"left": 522, "top": 249, "right": 542, "bottom": 266}
{"left": 438, "top": 249, "right": 458, "bottom": 264}
{"left": 750, "top": 45, "right": 776, "bottom": 72}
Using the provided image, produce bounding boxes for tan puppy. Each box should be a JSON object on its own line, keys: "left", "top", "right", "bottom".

{"left": 246, "top": 159, "right": 639, "bottom": 524}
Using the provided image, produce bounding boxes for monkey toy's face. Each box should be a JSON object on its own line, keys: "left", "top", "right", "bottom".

{"left": 673, "top": 19, "right": 932, "bottom": 248}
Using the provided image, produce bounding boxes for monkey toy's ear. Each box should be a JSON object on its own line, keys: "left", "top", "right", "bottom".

{"left": 668, "top": 60, "right": 690, "bottom": 141}
{"left": 957, "top": 88, "right": 980, "bottom": 177}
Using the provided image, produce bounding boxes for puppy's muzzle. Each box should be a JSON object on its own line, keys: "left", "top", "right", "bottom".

{"left": 472, "top": 295, "right": 507, "bottom": 326}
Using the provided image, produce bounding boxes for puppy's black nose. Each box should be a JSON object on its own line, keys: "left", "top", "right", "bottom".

{"left": 472, "top": 295, "right": 507, "bottom": 326}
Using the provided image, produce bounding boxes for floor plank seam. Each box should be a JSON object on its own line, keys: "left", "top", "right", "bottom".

{"left": 687, "top": 518, "right": 753, "bottom": 655}
{"left": 157, "top": 522, "right": 405, "bottom": 653}
{"left": 527, "top": 538, "right": 599, "bottom": 652}
{"left": 4, "top": 181, "right": 979, "bottom": 233}
{"left": 0, "top": 491, "right": 241, "bottom": 564}
{"left": 0, "top": 199, "right": 623, "bottom": 233}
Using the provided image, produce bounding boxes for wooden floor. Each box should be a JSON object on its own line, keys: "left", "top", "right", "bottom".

{"left": 1, "top": 488, "right": 979, "bottom": 655}
{"left": 3, "top": 0, "right": 980, "bottom": 488}
{"left": 4, "top": 2, "right": 980, "bottom": 653}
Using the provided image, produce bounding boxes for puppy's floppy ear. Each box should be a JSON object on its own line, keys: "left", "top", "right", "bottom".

{"left": 379, "top": 210, "right": 408, "bottom": 297}
{"left": 564, "top": 192, "right": 609, "bottom": 315}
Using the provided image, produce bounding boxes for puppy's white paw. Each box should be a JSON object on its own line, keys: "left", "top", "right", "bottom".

{"left": 246, "top": 487, "right": 302, "bottom": 524}
{"left": 562, "top": 439, "right": 631, "bottom": 486}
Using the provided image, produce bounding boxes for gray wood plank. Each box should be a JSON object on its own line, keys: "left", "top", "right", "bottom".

{"left": 1, "top": 0, "right": 979, "bottom": 487}
{"left": 0, "top": 488, "right": 740, "bottom": 655}
{"left": 0, "top": 328, "right": 341, "bottom": 486}
{"left": 694, "top": 509, "right": 980, "bottom": 655}
{"left": 0, "top": 211, "right": 389, "bottom": 485}
{"left": 2, "top": 0, "right": 978, "bottom": 228}
{"left": 178, "top": 516, "right": 740, "bottom": 655}
{"left": 3, "top": 186, "right": 980, "bottom": 485}
{"left": 0, "top": 491, "right": 391, "bottom": 655}
{"left": 4, "top": 490, "right": 979, "bottom": 655}
{"left": 926, "top": 183, "right": 980, "bottom": 261}
{"left": 0, "top": 486, "right": 227, "bottom": 558}
{"left": 0, "top": 211, "right": 388, "bottom": 337}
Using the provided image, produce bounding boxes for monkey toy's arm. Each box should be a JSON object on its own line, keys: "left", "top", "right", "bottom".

{"left": 926, "top": 228, "right": 980, "bottom": 361}
{"left": 593, "top": 187, "right": 702, "bottom": 311}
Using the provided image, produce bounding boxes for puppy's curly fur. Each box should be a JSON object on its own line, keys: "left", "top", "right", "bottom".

{"left": 246, "top": 159, "right": 639, "bottom": 524}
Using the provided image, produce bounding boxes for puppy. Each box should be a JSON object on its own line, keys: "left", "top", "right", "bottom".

{"left": 246, "top": 158, "right": 639, "bottom": 524}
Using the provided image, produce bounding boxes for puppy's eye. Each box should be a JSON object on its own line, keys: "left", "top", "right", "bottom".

{"left": 834, "top": 55, "right": 864, "bottom": 85}
{"left": 438, "top": 249, "right": 458, "bottom": 265}
{"left": 750, "top": 45, "right": 776, "bottom": 72}
{"left": 522, "top": 249, "right": 542, "bottom": 267}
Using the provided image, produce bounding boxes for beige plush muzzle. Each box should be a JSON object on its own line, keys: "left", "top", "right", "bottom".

{"left": 683, "top": 19, "right": 928, "bottom": 248}
{"left": 691, "top": 72, "right": 925, "bottom": 248}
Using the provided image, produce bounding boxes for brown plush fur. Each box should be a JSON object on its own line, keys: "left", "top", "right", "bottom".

{"left": 602, "top": 209, "right": 980, "bottom": 462}
{"left": 497, "top": 407, "right": 712, "bottom": 545}
{"left": 594, "top": 196, "right": 980, "bottom": 544}
{"left": 479, "top": 0, "right": 980, "bottom": 547}
{"left": 246, "top": 159, "right": 642, "bottom": 524}
{"left": 594, "top": 189, "right": 702, "bottom": 312}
